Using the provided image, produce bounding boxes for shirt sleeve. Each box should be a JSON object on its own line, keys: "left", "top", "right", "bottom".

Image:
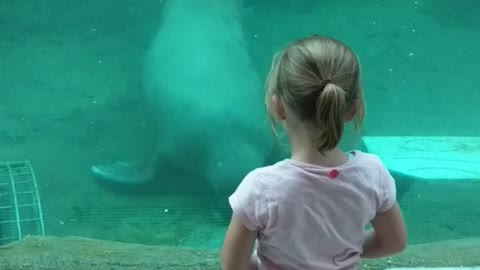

{"left": 228, "top": 170, "right": 269, "bottom": 231}
{"left": 376, "top": 165, "right": 397, "bottom": 213}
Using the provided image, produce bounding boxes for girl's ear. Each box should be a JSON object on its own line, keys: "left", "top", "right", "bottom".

{"left": 272, "top": 94, "right": 287, "bottom": 120}
{"left": 344, "top": 98, "right": 361, "bottom": 122}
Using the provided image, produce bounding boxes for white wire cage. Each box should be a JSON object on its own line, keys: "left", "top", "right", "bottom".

{"left": 0, "top": 161, "right": 45, "bottom": 245}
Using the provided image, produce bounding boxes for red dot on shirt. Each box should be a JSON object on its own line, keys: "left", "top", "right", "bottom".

{"left": 328, "top": 169, "right": 339, "bottom": 179}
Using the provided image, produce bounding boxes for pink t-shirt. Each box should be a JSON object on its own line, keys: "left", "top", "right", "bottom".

{"left": 228, "top": 150, "right": 397, "bottom": 270}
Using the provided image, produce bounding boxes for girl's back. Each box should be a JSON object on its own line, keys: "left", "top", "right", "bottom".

{"left": 229, "top": 151, "right": 396, "bottom": 269}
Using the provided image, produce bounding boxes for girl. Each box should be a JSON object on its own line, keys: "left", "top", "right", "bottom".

{"left": 221, "top": 35, "right": 407, "bottom": 270}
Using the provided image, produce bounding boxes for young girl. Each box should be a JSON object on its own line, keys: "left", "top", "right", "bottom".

{"left": 220, "top": 35, "right": 407, "bottom": 270}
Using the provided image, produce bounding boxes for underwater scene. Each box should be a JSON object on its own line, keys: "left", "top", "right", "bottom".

{"left": 0, "top": 0, "right": 479, "bottom": 269}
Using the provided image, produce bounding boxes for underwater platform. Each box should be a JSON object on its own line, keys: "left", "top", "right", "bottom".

{"left": 362, "top": 136, "right": 480, "bottom": 244}
{"left": 362, "top": 136, "right": 480, "bottom": 181}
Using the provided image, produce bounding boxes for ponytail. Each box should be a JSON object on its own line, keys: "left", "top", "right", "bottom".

{"left": 315, "top": 82, "right": 346, "bottom": 153}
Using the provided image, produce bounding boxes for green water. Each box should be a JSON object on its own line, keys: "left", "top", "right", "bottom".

{"left": 0, "top": 0, "right": 479, "bottom": 253}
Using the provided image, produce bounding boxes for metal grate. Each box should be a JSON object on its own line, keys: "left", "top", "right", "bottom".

{"left": 0, "top": 161, "right": 45, "bottom": 245}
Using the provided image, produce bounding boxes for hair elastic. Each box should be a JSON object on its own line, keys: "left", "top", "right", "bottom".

{"left": 319, "top": 79, "right": 331, "bottom": 91}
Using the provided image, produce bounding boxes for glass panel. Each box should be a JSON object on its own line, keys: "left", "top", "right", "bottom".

{"left": 1, "top": 0, "right": 478, "bottom": 268}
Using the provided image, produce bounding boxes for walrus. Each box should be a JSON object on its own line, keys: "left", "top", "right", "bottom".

{"left": 91, "top": 0, "right": 277, "bottom": 197}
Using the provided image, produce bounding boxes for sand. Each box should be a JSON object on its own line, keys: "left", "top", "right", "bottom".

{"left": 1, "top": 236, "right": 479, "bottom": 270}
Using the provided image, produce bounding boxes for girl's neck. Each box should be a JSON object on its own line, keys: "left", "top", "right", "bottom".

{"left": 290, "top": 147, "right": 350, "bottom": 168}
{"left": 287, "top": 130, "right": 350, "bottom": 167}
{"left": 283, "top": 120, "right": 351, "bottom": 167}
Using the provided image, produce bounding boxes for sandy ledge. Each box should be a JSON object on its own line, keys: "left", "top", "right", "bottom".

{"left": 0, "top": 236, "right": 479, "bottom": 270}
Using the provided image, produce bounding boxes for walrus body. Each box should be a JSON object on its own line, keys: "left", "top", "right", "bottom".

{"left": 140, "top": 0, "right": 273, "bottom": 195}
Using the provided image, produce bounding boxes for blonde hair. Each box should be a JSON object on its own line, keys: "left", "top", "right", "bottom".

{"left": 265, "top": 35, "right": 365, "bottom": 152}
